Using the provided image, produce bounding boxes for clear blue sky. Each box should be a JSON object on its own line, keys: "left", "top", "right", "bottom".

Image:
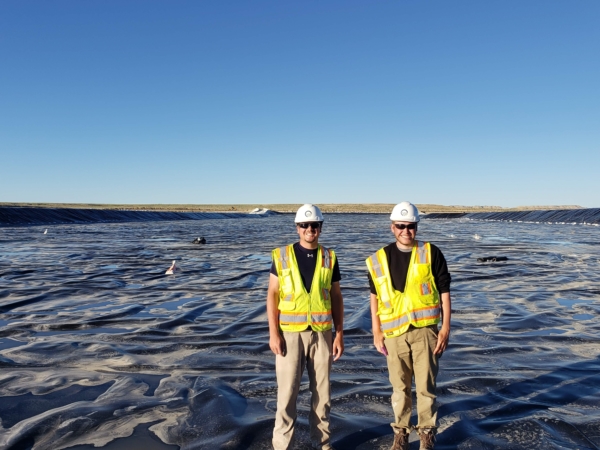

{"left": 2, "top": 1, "right": 599, "bottom": 208}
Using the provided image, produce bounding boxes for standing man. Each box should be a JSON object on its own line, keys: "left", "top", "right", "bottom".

{"left": 267, "top": 204, "right": 344, "bottom": 450}
{"left": 366, "top": 202, "right": 451, "bottom": 450}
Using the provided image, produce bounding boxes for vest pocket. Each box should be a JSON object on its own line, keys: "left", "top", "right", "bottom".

{"left": 410, "top": 283, "right": 437, "bottom": 305}
{"left": 318, "top": 270, "right": 332, "bottom": 309}
{"left": 321, "top": 288, "right": 332, "bottom": 310}
{"left": 279, "top": 269, "right": 296, "bottom": 311}
{"left": 411, "top": 265, "right": 437, "bottom": 305}
{"left": 375, "top": 277, "right": 393, "bottom": 315}
{"left": 418, "top": 283, "right": 436, "bottom": 304}
{"left": 413, "top": 263, "right": 431, "bottom": 278}
{"left": 279, "top": 299, "right": 296, "bottom": 311}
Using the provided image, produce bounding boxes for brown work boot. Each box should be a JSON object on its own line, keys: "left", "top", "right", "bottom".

{"left": 418, "top": 428, "right": 436, "bottom": 450}
{"left": 390, "top": 429, "right": 409, "bottom": 450}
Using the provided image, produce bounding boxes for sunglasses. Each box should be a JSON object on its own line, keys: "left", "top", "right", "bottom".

{"left": 394, "top": 223, "right": 417, "bottom": 231}
{"left": 298, "top": 222, "right": 322, "bottom": 230}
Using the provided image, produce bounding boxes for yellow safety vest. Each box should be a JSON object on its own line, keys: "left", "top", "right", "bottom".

{"left": 272, "top": 244, "right": 336, "bottom": 332}
{"left": 366, "top": 241, "right": 440, "bottom": 338}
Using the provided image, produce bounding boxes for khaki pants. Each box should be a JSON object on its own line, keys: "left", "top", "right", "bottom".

{"left": 272, "top": 329, "right": 333, "bottom": 450}
{"left": 385, "top": 325, "right": 439, "bottom": 433}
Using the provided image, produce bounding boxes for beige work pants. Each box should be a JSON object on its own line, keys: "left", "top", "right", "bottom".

{"left": 385, "top": 325, "right": 439, "bottom": 433}
{"left": 272, "top": 329, "right": 333, "bottom": 450}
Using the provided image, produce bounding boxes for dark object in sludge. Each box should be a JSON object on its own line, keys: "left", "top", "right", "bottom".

{"left": 477, "top": 256, "right": 508, "bottom": 262}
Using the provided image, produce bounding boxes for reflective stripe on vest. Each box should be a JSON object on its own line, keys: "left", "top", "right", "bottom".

{"left": 279, "top": 309, "right": 334, "bottom": 327}
{"left": 279, "top": 312, "right": 308, "bottom": 324}
{"left": 416, "top": 241, "right": 429, "bottom": 264}
{"left": 321, "top": 247, "right": 333, "bottom": 269}
{"left": 380, "top": 305, "right": 441, "bottom": 334}
{"left": 311, "top": 312, "right": 332, "bottom": 325}
{"left": 278, "top": 246, "right": 291, "bottom": 270}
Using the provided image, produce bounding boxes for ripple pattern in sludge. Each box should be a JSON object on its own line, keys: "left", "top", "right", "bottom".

{"left": 1, "top": 216, "right": 599, "bottom": 449}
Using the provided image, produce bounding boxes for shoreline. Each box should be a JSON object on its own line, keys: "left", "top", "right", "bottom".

{"left": 0, "top": 202, "right": 585, "bottom": 214}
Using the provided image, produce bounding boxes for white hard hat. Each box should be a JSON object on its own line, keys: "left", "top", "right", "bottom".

{"left": 390, "top": 201, "right": 420, "bottom": 222}
{"left": 294, "top": 204, "right": 324, "bottom": 223}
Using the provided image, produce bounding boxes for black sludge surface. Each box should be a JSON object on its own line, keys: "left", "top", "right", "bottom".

{"left": 0, "top": 216, "right": 599, "bottom": 449}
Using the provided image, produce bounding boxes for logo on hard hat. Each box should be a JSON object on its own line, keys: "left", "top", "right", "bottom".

{"left": 401, "top": 209, "right": 408, "bottom": 216}
{"left": 305, "top": 211, "right": 312, "bottom": 217}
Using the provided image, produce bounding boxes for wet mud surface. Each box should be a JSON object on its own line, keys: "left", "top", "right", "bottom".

{"left": 1, "top": 215, "right": 599, "bottom": 449}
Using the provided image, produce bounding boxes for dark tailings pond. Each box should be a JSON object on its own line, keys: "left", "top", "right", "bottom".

{"left": 0, "top": 215, "right": 599, "bottom": 449}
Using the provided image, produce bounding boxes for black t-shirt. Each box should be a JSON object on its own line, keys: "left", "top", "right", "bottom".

{"left": 367, "top": 242, "right": 451, "bottom": 294}
{"left": 270, "top": 243, "right": 342, "bottom": 292}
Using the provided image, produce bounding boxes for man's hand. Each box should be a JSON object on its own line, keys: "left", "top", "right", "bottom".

{"left": 270, "top": 333, "right": 286, "bottom": 356}
{"left": 373, "top": 329, "right": 387, "bottom": 355}
{"left": 330, "top": 281, "right": 344, "bottom": 361}
{"left": 332, "top": 332, "right": 344, "bottom": 361}
{"left": 266, "top": 274, "right": 285, "bottom": 356}
{"left": 370, "top": 293, "right": 387, "bottom": 355}
{"left": 434, "top": 292, "right": 451, "bottom": 355}
{"left": 434, "top": 326, "right": 449, "bottom": 355}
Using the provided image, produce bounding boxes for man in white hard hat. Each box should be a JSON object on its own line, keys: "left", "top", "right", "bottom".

{"left": 267, "top": 204, "right": 344, "bottom": 450}
{"left": 365, "top": 201, "right": 451, "bottom": 450}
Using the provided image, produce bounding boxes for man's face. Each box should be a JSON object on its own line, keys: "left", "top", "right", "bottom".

{"left": 391, "top": 221, "right": 417, "bottom": 248}
{"left": 296, "top": 222, "right": 322, "bottom": 248}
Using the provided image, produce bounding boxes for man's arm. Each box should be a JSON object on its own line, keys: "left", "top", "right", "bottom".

{"left": 267, "top": 273, "right": 285, "bottom": 355}
{"left": 330, "top": 281, "right": 344, "bottom": 361}
{"left": 434, "top": 291, "right": 451, "bottom": 355}
{"left": 370, "top": 293, "right": 386, "bottom": 355}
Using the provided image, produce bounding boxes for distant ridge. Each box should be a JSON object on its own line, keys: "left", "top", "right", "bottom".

{"left": 0, "top": 202, "right": 586, "bottom": 214}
